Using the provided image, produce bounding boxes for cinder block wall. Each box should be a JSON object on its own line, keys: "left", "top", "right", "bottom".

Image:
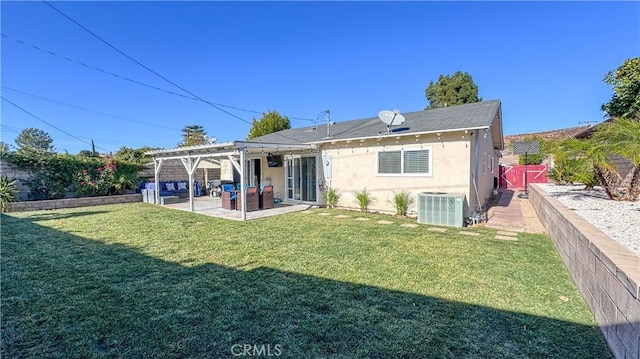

{"left": 611, "top": 154, "right": 634, "bottom": 187}
{"left": 7, "top": 194, "right": 142, "bottom": 212}
{"left": 529, "top": 184, "right": 639, "bottom": 359}
{"left": 1, "top": 160, "right": 33, "bottom": 200}
{"left": 142, "top": 161, "right": 220, "bottom": 184}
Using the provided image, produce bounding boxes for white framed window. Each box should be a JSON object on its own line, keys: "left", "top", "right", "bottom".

{"left": 376, "top": 146, "right": 432, "bottom": 176}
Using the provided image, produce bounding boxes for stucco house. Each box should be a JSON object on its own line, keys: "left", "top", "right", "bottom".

{"left": 147, "top": 99, "right": 504, "bottom": 221}
{"left": 252, "top": 99, "right": 504, "bottom": 216}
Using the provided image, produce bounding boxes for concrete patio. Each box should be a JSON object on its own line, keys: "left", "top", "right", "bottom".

{"left": 160, "top": 196, "right": 315, "bottom": 221}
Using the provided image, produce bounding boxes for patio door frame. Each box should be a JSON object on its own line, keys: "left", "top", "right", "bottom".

{"left": 285, "top": 154, "right": 319, "bottom": 203}
{"left": 244, "top": 157, "right": 261, "bottom": 187}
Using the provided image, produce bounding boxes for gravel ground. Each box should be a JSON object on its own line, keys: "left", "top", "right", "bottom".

{"left": 538, "top": 183, "right": 640, "bottom": 256}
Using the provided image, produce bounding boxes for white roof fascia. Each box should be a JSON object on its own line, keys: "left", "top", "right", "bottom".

{"left": 148, "top": 151, "right": 239, "bottom": 162}
{"left": 234, "top": 141, "right": 317, "bottom": 150}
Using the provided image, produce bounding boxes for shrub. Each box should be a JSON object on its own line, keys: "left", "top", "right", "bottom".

{"left": 6, "top": 152, "right": 142, "bottom": 200}
{"left": 323, "top": 186, "right": 340, "bottom": 209}
{"left": 27, "top": 173, "right": 68, "bottom": 200}
{"left": 548, "top": 157, "right": 597, "bottom": 188}
{"left": 390, "top": 190, "right": 414, "bottom": 216}
{"left": 0, "top": 176, "right": 18, "bottom": 211}
{"left": 353, "top": 188, "right": 375, "bottom": 212}
{"left": 73, "top": 158, "right": 139, "bottom": 197}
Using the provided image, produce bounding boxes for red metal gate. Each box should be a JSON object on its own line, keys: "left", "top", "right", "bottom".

{"left": 499, "top": 164, "right": 548, "bottom": 189}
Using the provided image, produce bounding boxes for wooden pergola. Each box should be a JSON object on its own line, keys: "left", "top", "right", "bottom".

{"left": 146, "top": 141, "right": 316, "bottom": 220}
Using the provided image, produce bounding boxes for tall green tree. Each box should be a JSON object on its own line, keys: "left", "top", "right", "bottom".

{"left": 247, "top": 110, "right": 291, "bottom": 139}
{"left": 15, "top": 127, "right": 55, "bottom": 157}
{"left": 178, "top": 125, "right": 207, "bottom": 147}
{"left": 425, "top": 71, "right": 482, "bottom": 109}
{"left": 602, "top": 57, "right": 640, "bottom": 119}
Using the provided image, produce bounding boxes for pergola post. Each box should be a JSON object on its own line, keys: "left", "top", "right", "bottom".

{"left": 240, "top": 147, "right": 247, "bottom": 221}
{"left": 153, "top": 158, "right": 164, "bottom": 205}
{"left": 181, "top": 155, "right": 202, "bottom": 212}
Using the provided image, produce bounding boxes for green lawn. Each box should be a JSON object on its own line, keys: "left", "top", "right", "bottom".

{"left": 1, "top": 203, "right": 611, "bottom": 358}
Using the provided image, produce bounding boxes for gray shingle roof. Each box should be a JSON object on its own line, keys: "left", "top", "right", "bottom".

{"left": 251, "top": 99, "right": 501, "bottom": 144}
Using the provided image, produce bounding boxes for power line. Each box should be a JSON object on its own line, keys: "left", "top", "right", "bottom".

{"left": 35, "top": 2, "right": 320, "bottom": 144}
{"left": 2, "top": 32, "right": 317, "bottom": 123}
{"left": 2, "top": 86, "right": 182, "bottom": 131}
{"left": 42, "top": 1, "right": 270, "bottom": 129}
{"left": 1, "top": 124, "right": 21, "bottom": 134}
{"left": 3, "top": 87, "right": 325, "bottom": 148}
{"left": 1, "top": 33, "right": 199, "bottom": 105}
{"left": 1, "top": 96, "right": 110, "bottom": 152}
{"left": 2, "top": 123, "right": 172, "bottom": 149}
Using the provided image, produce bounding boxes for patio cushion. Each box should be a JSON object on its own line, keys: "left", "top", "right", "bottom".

{"left": 165, "top": 182, "right": 176, "bottom": 191}
{"left": 177, "top": 182, "right": 188, "bottom": 190}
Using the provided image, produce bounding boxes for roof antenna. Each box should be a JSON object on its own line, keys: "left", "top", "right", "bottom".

{"left": 324, "top": 109, "right": 333, "bottom": 139}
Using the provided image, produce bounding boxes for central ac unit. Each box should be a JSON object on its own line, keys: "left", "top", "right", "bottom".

{"left": 417, "top": 192, "right": 466, "bottom": 228}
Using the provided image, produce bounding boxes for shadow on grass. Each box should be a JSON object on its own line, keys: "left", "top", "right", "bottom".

{"left": 1, "top": 214, "right": 614, "bottom": 358}
{"left": 16, "top": 210, "right": 112, "bottom": 221}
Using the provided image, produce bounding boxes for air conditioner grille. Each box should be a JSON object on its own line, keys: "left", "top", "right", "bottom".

{"left": 417, "top": 192, "right": 465, "bottom": 227}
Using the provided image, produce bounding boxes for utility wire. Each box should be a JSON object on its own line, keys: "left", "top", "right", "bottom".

{"left": 1, "top": 96, "right": 111, "bottom": 152}
{"left": 42, "top": 0, "right": 317, "bottom": 137}
{"left": 32, "top": 2, "right": 321, "bottom": 145}
{"left": 3, "top": 32, "right": 317, "bottom": 123}
{"left": 2, "top": 123, "right": 172, "bottom": 149}
{"left": 1, "top": 124, "right": 21, "bottom": 134}
{"left": 2, "top": 86, "right": 182, "bottom": 131}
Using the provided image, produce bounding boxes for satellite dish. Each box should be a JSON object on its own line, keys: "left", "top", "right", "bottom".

{"left": 378, "top": 110, "right": 394, "bottom": 125}
{"left": 378, "top": 109, "right": 405, "bottom": 133}
{"left": 207, "top": 136, "right": 218, "bottom": 144}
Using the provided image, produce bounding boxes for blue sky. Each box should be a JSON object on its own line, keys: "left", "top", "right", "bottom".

{"left": 1, "top": 1, "right": 639, "bottom": 154}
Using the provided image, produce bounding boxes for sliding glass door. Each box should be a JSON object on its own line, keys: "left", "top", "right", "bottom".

{"left": 286, "top": 155, "right": 316, "bottom": 202}
{"left": 244, "top": 158, "right": 261, "bottom": 187}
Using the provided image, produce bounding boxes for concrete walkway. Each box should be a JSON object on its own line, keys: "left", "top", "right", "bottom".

{"left": 161, "top": 197, "right": 314, "bottom": 221}
{"left": 485, "top": 189, "right": 546, "bottom": 234}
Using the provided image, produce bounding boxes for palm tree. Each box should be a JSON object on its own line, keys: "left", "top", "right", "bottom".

{"left": 593, "top": 117, "right": 640, "bottom": 201}
{"left": 179, "top": 125, "right": 207, "bottom": 147}
{"left": 556, "top": 138, "right": 621, "bottom": 199}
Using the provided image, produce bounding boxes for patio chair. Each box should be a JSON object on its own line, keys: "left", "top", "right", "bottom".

{"left": 260, "top": 185, "right": 274, "bottom": 209}
{"left": 236, "top": 186, "right": 259, "bottom": 212}
{"left": 221, "top": 184, "right": 236, "bottom": 210}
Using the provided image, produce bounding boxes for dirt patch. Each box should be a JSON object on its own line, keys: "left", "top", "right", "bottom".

{"left": 520, "top": 198, "right": 546, "bottom": 234}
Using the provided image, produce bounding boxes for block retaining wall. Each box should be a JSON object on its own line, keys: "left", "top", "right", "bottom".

{"left": 6, "top": 194, "right": 142, "bottom": 212}
{"left": 529, "top": 184, "right": 639, "bottom": 359}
